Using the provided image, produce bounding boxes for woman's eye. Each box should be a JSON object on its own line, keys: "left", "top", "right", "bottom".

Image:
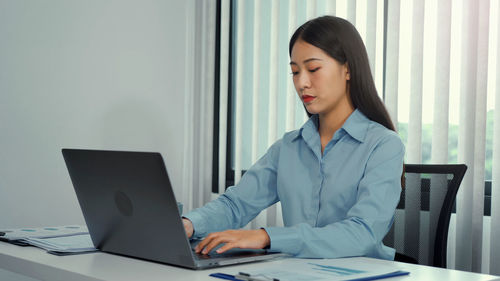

{"left": 291, "top": 71, "right": 299, "bottom": 76}
{"left": 309, "top": 67, "right": 320, "bottom": 73}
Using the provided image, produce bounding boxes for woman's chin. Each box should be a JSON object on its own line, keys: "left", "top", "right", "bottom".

{"left": 304, "top": 105, "right": 320, "bottom": 115}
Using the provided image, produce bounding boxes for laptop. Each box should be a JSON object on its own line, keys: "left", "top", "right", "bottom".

{"left": 62, "top": 148, "right": 285, "bottom": 269}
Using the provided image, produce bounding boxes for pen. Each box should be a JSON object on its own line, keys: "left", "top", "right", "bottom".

{"left": 209, "top": 272, "right": 244, "bottom": 280}
{"left": 238, "top": 272, "right": 279, "bottom": 281}
{"left": 209, "top": 272, "right": 279, "bottom": 281}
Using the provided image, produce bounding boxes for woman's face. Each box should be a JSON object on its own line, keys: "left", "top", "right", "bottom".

{"left": 290, "top": 39, "right": 351, "bottom": 116}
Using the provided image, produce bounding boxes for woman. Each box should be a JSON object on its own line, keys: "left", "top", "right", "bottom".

{"left": 182, "top": 15, "right": 404, "bottom": 260}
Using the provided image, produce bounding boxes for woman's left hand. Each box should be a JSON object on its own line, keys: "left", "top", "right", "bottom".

{"left": 194, "top": 229, "right": 270, "bottom": 255}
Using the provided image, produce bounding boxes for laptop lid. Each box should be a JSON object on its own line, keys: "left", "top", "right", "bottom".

{"left": 62, "top": 149, "right": 197, "bottom": 268}
{"left": 62, "top": 149, "right": 284, "bottom": 269}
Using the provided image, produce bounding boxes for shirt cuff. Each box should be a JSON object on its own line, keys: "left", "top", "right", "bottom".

{"left": 263, "top": 226, "right": 301, "bottom": 255}
{"left": 182, "top": 211, "right": 208, "bottom": 239}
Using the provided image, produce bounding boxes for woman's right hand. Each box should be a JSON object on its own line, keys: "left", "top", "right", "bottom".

{"left": 182, "top": 218, "right": 194, "bottom": 238}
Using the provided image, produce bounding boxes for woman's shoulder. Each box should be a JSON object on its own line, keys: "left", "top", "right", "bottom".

{"left": 281, "top": 129, "right": 302, "bottom": 144}
{"left": 364, "top": 120, "right": 404, "bottom": 150}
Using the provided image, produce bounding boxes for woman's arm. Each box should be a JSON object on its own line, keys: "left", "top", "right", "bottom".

{"left": 182, "top": 139, "right": 282, "bottom": 239}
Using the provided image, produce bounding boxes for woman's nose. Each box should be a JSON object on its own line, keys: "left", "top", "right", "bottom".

{"left": 296, "top": 73, "right": 311, "bottom": 91}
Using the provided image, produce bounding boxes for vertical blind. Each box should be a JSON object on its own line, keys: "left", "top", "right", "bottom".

{"left": 214, "top": 0, "right": 500, "bottom": 274}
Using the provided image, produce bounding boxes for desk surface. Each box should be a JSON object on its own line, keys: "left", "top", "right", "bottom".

{"left": 0, "top": 242, "right": 498, "bottom": 281}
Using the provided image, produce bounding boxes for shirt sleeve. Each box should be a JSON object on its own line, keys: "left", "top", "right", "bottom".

{"left": 264, "top": 133, "right": 405, "bottom": 259}
{"left": 183, "top": 139, "right": 282, "bottom": 239}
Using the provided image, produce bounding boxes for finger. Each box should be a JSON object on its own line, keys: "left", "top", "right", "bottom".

{"left": 202, "top": 235, "right": 227, "bottom": 254}
{"left": 195, "top": 235, "right": 214, "bottom": 253}
{"left": 216, "top": 242, "right": 237, "bottom": 254}
{"left": 196, "top": 232, "right": 222, "bottom": 253}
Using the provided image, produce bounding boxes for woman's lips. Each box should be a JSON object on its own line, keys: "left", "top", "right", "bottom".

{"left": 302, "top": 95, "right": 315, "bottom": 103}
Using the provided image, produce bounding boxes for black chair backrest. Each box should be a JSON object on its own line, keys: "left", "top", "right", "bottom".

{"left": 383, "top": 164, "right": 467, "bottom": 268}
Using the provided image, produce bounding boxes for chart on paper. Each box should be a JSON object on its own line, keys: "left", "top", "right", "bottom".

{"left": 238, "top": 258, "right": 407, "bottom": 281}
{"left": 246, "top": 263, "right": 366, "bottom": 281}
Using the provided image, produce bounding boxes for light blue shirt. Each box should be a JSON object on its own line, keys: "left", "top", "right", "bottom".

{"left": 184, "top": 109, "right": 405, "bottom": 260}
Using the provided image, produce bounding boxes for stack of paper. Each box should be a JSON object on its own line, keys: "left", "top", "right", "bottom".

{"left": 0, "top": 225, "right": 97, "bottom": 255}
{"left": 25, "top": 234, "right": 96, "bottom": 255}
{"left": 1, "top": 225, "right": 88, "bottom": 240}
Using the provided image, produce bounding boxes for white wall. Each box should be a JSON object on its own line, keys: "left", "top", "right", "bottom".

{"left": 0, "top": 0, "right": 195, "bottom": 228}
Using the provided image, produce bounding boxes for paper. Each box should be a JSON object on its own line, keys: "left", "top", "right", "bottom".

{"left": 236, "top": 258, "right": 408, "bottom": 281}
{"left": 0, "top": 225, "right": 97, "bottom": 254}
{"left": 0, "top": 225, "right": 88, "bottom": 240}
{"left": 26, "top": 234, "right": 96, "bottom": 253}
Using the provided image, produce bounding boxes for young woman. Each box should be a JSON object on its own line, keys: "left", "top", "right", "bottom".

{"left": 182, "top": 15, "right": 404, "bottom": 260}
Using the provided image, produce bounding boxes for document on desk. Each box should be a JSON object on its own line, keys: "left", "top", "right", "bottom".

{"left": 0, "top": 225, "right": 97, "bottom": 255}
{"left": 0, "top": 225, "right": 88, "bottom": 240}
{"left": 234, "top": 258, "right": 409, "bottom": 281}
{"left": 25, "top": 234, "right": 97, "bottom": 255}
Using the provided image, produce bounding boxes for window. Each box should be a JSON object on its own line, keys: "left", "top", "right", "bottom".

{"left": 212, "top": 0, "right": 500, "bottom": 274}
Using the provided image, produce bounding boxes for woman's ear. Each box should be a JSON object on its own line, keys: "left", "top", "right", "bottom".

{"left": 344, "top": 63, "right": 350, "bottom": 80}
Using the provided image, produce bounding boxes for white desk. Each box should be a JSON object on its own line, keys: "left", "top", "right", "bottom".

{"left": 0, "top": 242, "right": 497, "bottom": 281}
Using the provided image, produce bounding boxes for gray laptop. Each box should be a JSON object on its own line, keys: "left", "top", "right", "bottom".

{"left": 62, "top": 148, "right": 285, "bottom": 269}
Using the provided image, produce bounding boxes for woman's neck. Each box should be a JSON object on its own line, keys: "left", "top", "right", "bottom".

{"left": 318, "top": 100, "right": 355, "bottom": 148}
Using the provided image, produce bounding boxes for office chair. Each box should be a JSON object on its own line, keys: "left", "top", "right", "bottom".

{"left": 383, "top": 164, "right": 467, "bottom": 268}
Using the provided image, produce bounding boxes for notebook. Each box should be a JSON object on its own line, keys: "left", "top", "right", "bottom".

{"left": 62, "top": 148, "right": 285, "bottom": 269}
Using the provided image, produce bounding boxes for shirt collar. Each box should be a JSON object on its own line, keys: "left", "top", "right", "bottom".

{"left": 291, "top": 114, "right": 317, "bottom": 142}
{"left": 341, "top": 109, "right": 370, "bottom": 142}
{"left": 292, "top": 109, "right": 370, "bottom": 143}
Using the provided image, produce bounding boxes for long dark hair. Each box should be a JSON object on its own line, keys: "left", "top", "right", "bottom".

{"left": 289, "top": 16, "right": 396, "bottom": 132}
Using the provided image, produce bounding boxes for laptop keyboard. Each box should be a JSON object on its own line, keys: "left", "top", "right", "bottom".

{"left": 190, "top": 239, "right": 268, "bottom": 260}
{"left": 193, "top": 247, "right": 269, "bottom": 260}
{"left": 192, "top": 246, "right": 230, "bottom": 259}
{"left": 195, "top": 252, "right": 220, "bottom": 259}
